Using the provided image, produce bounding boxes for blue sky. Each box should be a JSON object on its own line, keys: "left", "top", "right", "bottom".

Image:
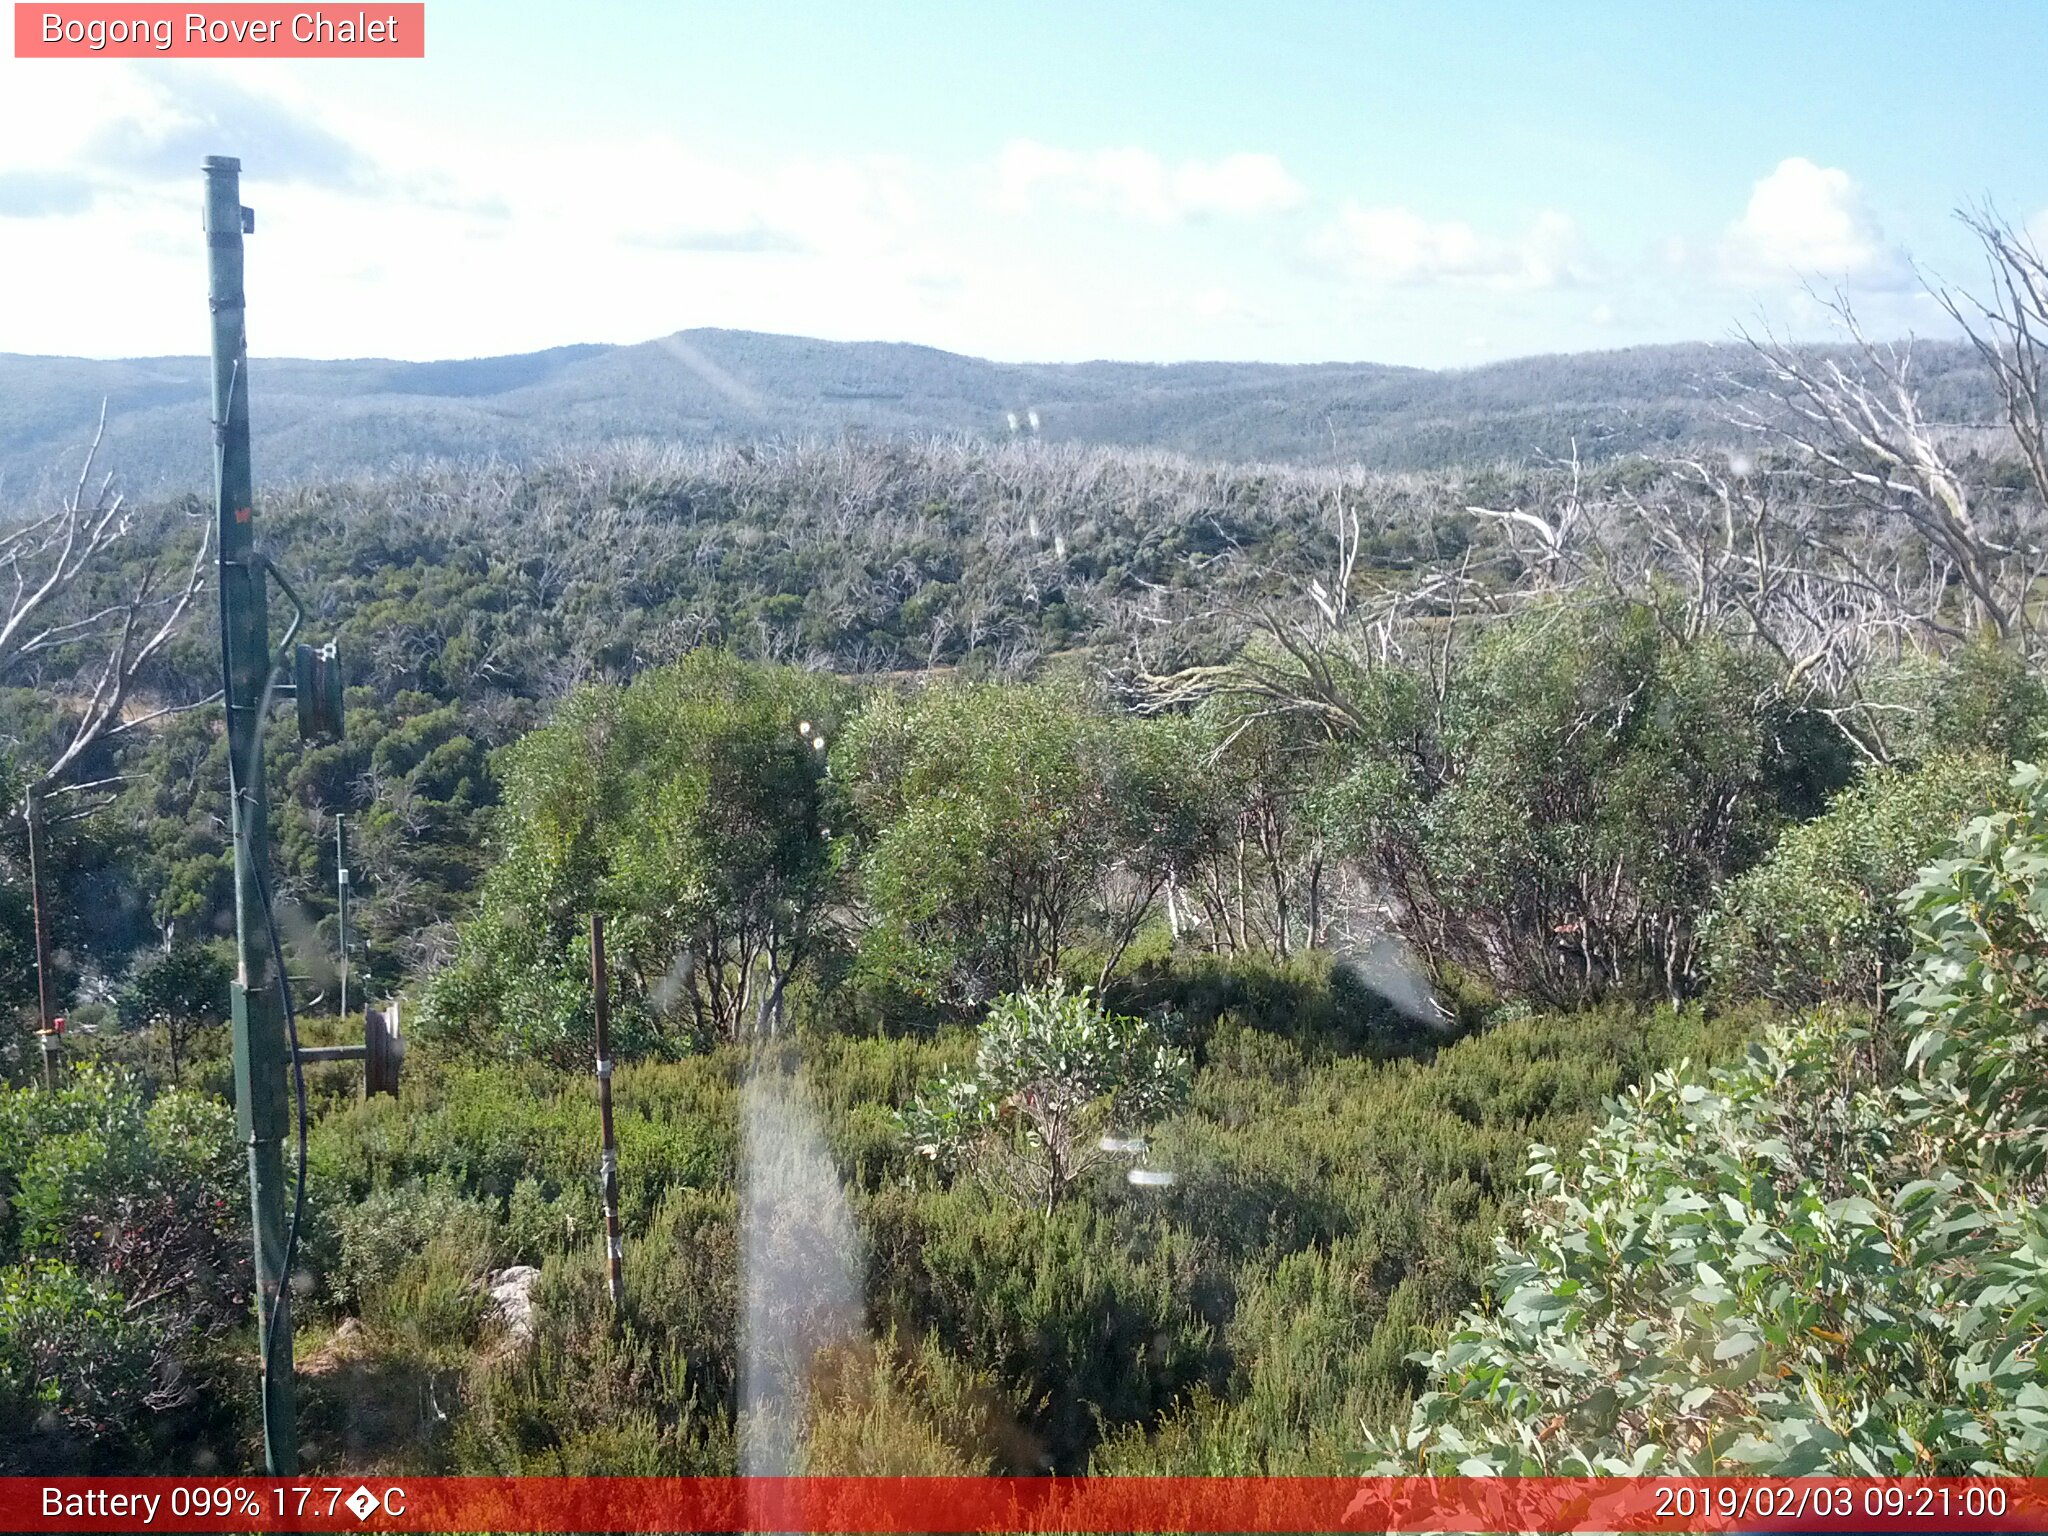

{"left": 2, "top": 1, "right": 2044, "bottom": 365}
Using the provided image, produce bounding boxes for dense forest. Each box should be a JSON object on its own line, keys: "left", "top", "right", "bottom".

{"left": 2, "top": 214, "right": 2047, "bottom": 1481}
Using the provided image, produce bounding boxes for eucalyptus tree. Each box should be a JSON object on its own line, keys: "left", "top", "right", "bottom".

{"left": 832, "top": 679, "right": 1189, "bottom": 1009}
{"left": 422, "top": 651, "right": 847, "bottom": 1063}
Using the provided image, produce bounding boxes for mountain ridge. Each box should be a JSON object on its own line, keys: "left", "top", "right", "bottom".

{"left": 0, "top": 327, "right": 1995, "bottom": 500}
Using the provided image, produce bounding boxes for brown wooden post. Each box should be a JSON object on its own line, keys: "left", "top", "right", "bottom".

{"left": 24, "top": 787, "right": 55, "bottom": 1086}
{"left": 591, "top": 913, "right": 624, "bottom": 1310}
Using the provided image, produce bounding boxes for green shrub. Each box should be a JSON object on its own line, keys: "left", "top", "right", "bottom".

{"left": 0, "top": 1070, "right": 246, "bottom": 1344}
{"left": 1112, "top": 947, "right": 1422, "bottom": 1063}
{"left": 833, "top": 683, "right": 1186, "bottom": 1008}
{"left": 0, "top": 1261, "right": 162, "bottom": 1468}
{"left": 794, "top": 1330, "right": 1002, "bottom": 1474}
{"left": 331, "top": 1183, "right": 499, "bottom": 1311}
{"left": 1705, "top": 753, "right": 2010, "bottom": 1007}
{"left": 295, "top": 948, "right": 1732, "bottom": 1476}
{"left": 1369, "top": 767, "right": 2048, "bottom": 1476}
{"left": 453, "top": 1226, "right": 735, "bottom": 1475}
{"left": 1873, "top": 642, "right": 2048, "bottom": 765}
{"left": 1896, "top": 760, "right": 2048, "bottom": 1182}
{"left": 501, "top": 1175, "right": 598, "bottom": 1265}
{"left": 112, "top": 941, "right": 231, "bottom": 1084}
{"left": 310, "top": 1051, "right": 737, "bottom": 1236}
{"left": 1321, "top": 597, "right": 1849, "bottom": 1004}
{"left": 863, "top": 1186, "right": 1223, "bottom": 1472}
{"left": 897, "top": 982, "right": 1190, "bottom": 1214}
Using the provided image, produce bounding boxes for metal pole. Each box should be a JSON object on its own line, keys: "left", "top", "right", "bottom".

{"left": 591, "top": 914, "right": 624, "bottom": 1310}
{"left": 336, "top": 815, "right": 348, "bottom": 1020}
{"left": 23, "top": 787, "right": 55, "bottom": 1085}
{"left": 207, "top": 154, "right": 296, "bottom": 1475}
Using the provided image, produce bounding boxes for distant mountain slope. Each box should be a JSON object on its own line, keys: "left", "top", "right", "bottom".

{"left": 0, "top": 328, "right": 1997, "bottom": 500}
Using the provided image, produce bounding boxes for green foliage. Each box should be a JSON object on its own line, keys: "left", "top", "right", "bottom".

{"left": 0, "top": 1261, "right": 161, "bottom": 1465}
{"left": 1322, "top": 597, "right": 1845, "bottom": 1003}
{"left": 329, "top": 1183, "right": 500, "bottom": 1311}
{"left": 793, "top": 1330, "right": 1003, "bottom": 1474}
{"left": 451, "top": 1189, "right": 737, "bottom": 1476}
{"left": 289, "top": 952, "right": 1729, "bottom": 1477}
{"left": 16, "top": 417, "right": 2041, "bottom": 1480}
{"left": 115, "top": 940, "right": 231, "bottom": 1083}
{"left": 897, "top": 982, "right": 1190, "bottom": 1213}
{"left": 1372, "top": 764, "right": 2048, "bottom": 1476}
{"left": 0, "top": 866, "right": 37, "bottom": 1024}
{"left": 0, "top": 1071, "right": 246, "bottom": 1468}
{"left": 836, "top": 683, "right": 1179, "bottom": 1007}
{"left": 1705, "top": 753, "right": 2011, "bottom": 1008}
{"left": 422, "top": 652, "right": 844, "bottom": 1063}
{"left": 0, "top": 1070, "right": 245, "bottom": 1304}
{"left": 869, "top": 1188, "right": 1222, "bottom": 1470}
{"left": 113, "top": 710, "right": 234, "bottom": 951}
{"left": 1155, "top": 701, "right": 1347, "bottom": 961}
{"left": 1895, "top": 761, "right": 2048, "bottom": 1182}
{"left": 1873, "top": 641, "right": 2048, "bottom": 765}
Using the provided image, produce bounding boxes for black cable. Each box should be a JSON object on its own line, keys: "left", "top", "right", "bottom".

{"left": 216, "top": 369, "right": 311, "bottom": 1446}
{"left": 228, "top": 640, "right": 309, "bottom": 1419}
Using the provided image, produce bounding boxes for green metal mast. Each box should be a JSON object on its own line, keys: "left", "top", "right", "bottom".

{"left": 206, "top": 154, "right": 297, "bottom": 1475}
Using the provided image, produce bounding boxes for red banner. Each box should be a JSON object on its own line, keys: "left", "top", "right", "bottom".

{"left": 6, "top": 1476, "right": 2048, "bottom": 1532}
{"left": 13, "top": 5, "right": 424, "bottom": 58}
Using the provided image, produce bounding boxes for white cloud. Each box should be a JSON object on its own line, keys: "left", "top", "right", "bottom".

{"left": 1716, "top": 157, "right": 1906, "bottom": 286}
{"left": 992, "top": 139, "right": 1304, "bottom": 222}
{"left": 1310, "top": 203, "right": 1583, "bottom": 290}
{"left": 603, "top": 142, "right": 920, "bottom": 260}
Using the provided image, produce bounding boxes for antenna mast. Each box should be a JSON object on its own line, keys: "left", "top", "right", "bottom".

{"left": 206, "top": 153, "right": 297, "bottom": 1475}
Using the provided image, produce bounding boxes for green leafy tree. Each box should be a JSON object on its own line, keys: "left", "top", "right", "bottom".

{"left": 835, "top": 682, "right": 1183, "bottom": 1008}
{"left": 897, "top": 981, "right": 1189, "bottom": 1214}
{"left": 1323, "top": 599, "right": 1836, "bottom": 1004}
{"left": 423, "top": 651, "right": 845, "bottom": 1063}
{"left": 1164, "top": 701, "right": 1343, "bottom": 959}
{"left": 115, "top": 941, "right": 231, "bottom": 1084}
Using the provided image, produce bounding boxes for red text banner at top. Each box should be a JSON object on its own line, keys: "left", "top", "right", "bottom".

{"left": 8, "top": 1477, "right": 2048, "bottom": 1533}
{"left": 14, "top": 4, "right": 424, "bottom": 57}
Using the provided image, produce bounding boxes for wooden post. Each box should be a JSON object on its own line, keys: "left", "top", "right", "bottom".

{"left": 24, "top": 788, "right": 55, "bottom": 1087}
{"left": 336, "top": 814, "right": 349, "bottom": 1020}
{"left": 591, "top": 914, "right": 624, "bottom": 1310}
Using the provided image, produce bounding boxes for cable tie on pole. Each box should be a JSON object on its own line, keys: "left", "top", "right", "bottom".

{"left": 595, "top": 1058, "right": 613, "bottom": 1079}
{"left": 600, "top": 1149, "right": 618, "bottom": 1178}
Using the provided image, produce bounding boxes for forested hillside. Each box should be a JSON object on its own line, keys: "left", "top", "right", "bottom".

{"left": 0, "top": 329, "right": 2005, "bottom": 497}
{"left": 2, "top": 216, "right": 2046, "bottom": 1481}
